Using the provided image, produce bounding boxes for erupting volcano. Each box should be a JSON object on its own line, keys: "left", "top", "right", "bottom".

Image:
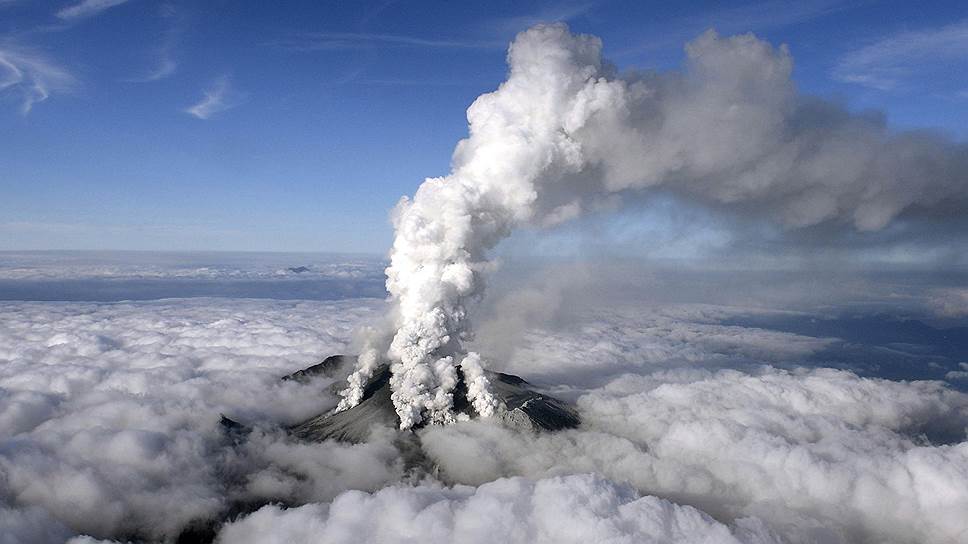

{"left": 334, "top": 23, "right": 968, "bottom": 430}
{"left": 288, "top": 355, "right": 579, "bottom": 443}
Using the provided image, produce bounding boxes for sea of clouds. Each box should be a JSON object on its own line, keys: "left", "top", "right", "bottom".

{"left": 0, "top": 296, "right": 390, "bottom": 542}
{"left": 1, "top": 253, "right": 967, "bottom": 543}
{"left": 0, "top": 252, "right": 387, "bottom": 303}
{"left": 0, "top": 251, "right": 383, "bottom": 281}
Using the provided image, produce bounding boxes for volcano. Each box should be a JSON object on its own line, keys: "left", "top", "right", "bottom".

{"left": 283, "top": 355, "right": 580, "bottom": 443}
{"left": 201, "top": 355, "right": 579, "bottom": 543}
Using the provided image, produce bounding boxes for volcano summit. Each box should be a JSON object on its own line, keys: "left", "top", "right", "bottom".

{"left": 286, "top": 355, "right": 580, "bottom": 443}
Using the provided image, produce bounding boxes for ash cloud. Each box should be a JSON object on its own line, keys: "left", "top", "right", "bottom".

{"left": 341, "top": 23, "right": 968, "bottom": 428}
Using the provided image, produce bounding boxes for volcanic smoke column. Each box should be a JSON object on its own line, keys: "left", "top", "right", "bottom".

{"left": 339, "top": 24, "right": 968, "bottom": 428}
{"left": 337, "top": 24, "right": 611, "bottom": 428}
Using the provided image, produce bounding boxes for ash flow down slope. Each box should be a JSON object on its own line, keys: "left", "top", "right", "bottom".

{"left": 336, "top": 22, "right": 968, "bottom": 431}
{"left": 284, "top": 355, "right": 579, "bottom": 444}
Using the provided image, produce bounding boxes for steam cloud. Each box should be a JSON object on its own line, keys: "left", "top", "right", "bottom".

{"left": 340, "top": 24, "right": 968, "bottom": 427}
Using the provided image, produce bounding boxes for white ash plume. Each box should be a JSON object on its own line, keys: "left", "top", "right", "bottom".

{"left": 340, "top": 23, "right": 968, "bottom": 428}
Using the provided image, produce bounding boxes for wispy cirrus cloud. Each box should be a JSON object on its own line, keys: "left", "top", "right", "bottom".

{"left": 133, "top": 54, "right": 176, "bottom": 82}
{"left": 126, "top": 4, "right": 188, "bottom": 83}
{"left": 615, "top": 0, "right": 847, "bottom": 58}
{"left": 126, "top": 15, "right": 179, "bottom": 82}
{"left": 484, "top": 1, "right": 597, "bottom": 35}
{"left": 833, "top": 19, "right": 968, "bottom": 90}
{"left": 270, "top": 32, "right": 501, "bottom": 52}
{"left": 272, "top": 4, "right": 597, "bottom": 54}
{"left": 184, "top": 76, "right": 245, "bottom": 120}
{"left": 56, "top": 0, "right": 130, "bottom": 21}
{"left": 268, "top": 31, "right": 501, "bottom": 86}
{"left": 0, "top": 43, "right": 74, "bottom": 114}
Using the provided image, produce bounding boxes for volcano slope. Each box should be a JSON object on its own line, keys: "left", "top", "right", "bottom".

{"left": 283, "top": 355, "right": 580, "bottom": 443}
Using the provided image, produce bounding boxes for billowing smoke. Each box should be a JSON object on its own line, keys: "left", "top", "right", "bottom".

{"left": 339, "top": 23, "right": 968, "bottom": 428}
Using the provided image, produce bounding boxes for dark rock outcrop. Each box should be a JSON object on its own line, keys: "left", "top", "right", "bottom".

{"left": 488, "top": 374, "right": 581, "bottom": 432}
{"left": 218, "top": 414, "right": 251, "bottom": 446}
{"left": 281, "top": 354, "right": 354, "bottom": 384}
{"left": 289, "top": 364, "right": 399, "bottom": 443}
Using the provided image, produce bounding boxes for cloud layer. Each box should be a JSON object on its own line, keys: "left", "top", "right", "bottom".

{"left": 2, "top": 291, "right": 966, "bottom": 543}
{"left": 417, "top": 366, "right": 968, "bottom": 543}
{"left": 0, "top": 297, "right": 388, "bottom": 541}
{"left": 216, "top": 474, "right": 776, "bottom": 544}
{"left": 0, "top": 251, "right": 384, "bottom": 281}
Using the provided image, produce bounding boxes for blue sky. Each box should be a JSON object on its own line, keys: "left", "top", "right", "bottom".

{"left": 1, "top": 0, "right": 966, "bottom": 253}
